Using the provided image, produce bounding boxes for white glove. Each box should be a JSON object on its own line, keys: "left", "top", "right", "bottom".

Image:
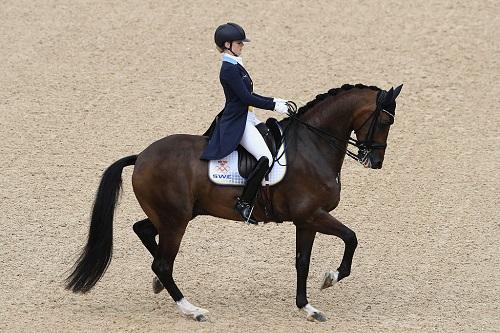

{"left": 273, "top": 98, "right": 287, "bottom": 103}
{"left": 274, "top": 101, "right": 289, "bottom": 114}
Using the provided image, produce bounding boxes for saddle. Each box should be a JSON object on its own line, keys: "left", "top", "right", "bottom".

{"left": 237, "top": 118, "right": 282, "bottom": 178}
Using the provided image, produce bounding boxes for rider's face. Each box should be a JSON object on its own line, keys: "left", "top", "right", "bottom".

{"left": 225, "top": 40, "right": 244, "bottom": 56}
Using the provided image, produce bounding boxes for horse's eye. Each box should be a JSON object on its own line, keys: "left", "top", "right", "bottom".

{"left": 378, "top": 112, "right": 394, "bottom": 128}
{"left": 378, "top": 118, "right": 393, "bottom": 129}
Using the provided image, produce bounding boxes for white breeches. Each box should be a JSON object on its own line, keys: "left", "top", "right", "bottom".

{"left": 240, "top": 112, "right": 273, "bottom": 167}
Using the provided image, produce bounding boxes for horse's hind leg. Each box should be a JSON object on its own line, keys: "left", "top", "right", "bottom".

{"left": 153, "top": 220, "right": 208, "bottom": 321}
{"left": 132, "top": 219, "right": 164, "bottom": 293}
{"left": 133, "top": 218, "right": 158, "bottom": 256}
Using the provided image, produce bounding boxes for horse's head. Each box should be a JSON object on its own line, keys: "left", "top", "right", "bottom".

{"left": 352, "top": 84, "right": 403, "bottom": 169}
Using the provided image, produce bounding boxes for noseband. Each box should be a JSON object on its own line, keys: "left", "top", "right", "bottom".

{"left": 284, "top": 90, "right": 394, "bottom": 164}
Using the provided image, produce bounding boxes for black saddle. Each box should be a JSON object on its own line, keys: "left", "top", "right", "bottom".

{"left": 237, "top": 118, "right": 282, "bottom": 178}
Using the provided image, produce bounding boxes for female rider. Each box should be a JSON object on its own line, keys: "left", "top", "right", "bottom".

{"left": 201, "top": 22, "right": 289, "bottom": 224}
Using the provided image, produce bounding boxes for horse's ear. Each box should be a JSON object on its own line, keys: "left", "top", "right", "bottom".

{"left": 384, "top": 87, "right": 394, "bottom": 104}
{"left": 393, "top": 84, "right": 403, "bottom": 99}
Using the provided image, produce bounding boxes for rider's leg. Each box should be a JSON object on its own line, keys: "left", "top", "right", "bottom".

{"left": 236, "top": 121, "right": 273, "bottom": 223}
{"left": 239, "top": 119, "right": 273, "bottom": 166}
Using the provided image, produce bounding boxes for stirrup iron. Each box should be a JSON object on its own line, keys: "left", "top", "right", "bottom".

{"left": 245, "top": 204, "right": 256, "bottom": 225}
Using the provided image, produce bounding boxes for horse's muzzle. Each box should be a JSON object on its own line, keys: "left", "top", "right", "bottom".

{"left": 359, "top": 149, "right": 383, "bottom": 169}
{"left": 369, "top": 154, "right": 383, "bottom": 169}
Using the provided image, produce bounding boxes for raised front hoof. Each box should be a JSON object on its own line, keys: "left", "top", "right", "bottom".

{"left": 152, "top": 276, "right": 164, "bottom": 294}
{"left": 307, "top": 311, "right": 327, "bottom": 322}
{"left": 320, "top": 271, "right": 339, "bottom": 290}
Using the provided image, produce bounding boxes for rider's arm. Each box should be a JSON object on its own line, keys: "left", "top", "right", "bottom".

{"left": 252, "top": 92, "right": 274, "bottom": 102}
{"left": 221, "top": 65, "right": 276, "bottom": 110}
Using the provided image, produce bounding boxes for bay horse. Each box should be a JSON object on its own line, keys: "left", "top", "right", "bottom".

{"left": 66, "top": 83, "right": 403, "bottom": 322}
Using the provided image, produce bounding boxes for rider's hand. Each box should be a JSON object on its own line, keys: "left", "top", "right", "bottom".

{"left": 273, "top": 98, "right": 287, "bottom": 103}
{"left": 274, "top": 101, "right": 289, "bottom": 114}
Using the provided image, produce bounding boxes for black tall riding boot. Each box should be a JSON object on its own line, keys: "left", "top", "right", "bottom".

{"left": 235, "top": 156, "right": 270, "bottom": 224}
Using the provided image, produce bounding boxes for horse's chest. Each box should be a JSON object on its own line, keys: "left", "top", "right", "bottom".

{"left": 324, "top": 188, "right": 341, "bottom": 211}
{"left": 299, "top": 179, "right": 340, "bottom": 212}
{"left": 321, "top": 176, "right": 341, "bottom": 210}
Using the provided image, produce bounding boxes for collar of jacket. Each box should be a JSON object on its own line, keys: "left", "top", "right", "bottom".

{"left": 222, "top": 53, "right": 244, "bottom": 67}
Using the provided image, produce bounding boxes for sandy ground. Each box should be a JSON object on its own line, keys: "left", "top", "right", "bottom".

{"left": 1, "top": 0, "right": 499, "bottom": 332}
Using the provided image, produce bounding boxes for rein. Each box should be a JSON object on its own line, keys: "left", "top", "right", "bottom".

{"left": 275, "top": 91, "right": 388, "bottom": 165}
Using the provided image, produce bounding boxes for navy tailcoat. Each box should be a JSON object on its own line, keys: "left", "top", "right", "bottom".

{"left": 200, "top": 56, "right": 275, "bottom": 160}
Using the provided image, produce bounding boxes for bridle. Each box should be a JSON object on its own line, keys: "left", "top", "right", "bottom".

{"left": 279, "top": 90, "right": 394, "bottom": 165}
{"left": 351, "top": 90, "right": 395, "bottom": 165}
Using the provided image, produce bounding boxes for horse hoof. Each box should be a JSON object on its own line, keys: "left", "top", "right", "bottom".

{"left": 308, "top": 311, "right": 327, "bottom": 322}
{"left": 176, "top": 298, "right": 209, "bottom": 322}
{"left": 195, "top": 314, "right": 207, "bottom": 322}
{"left": 303, "top": 304, "right": 327, "bottom": 322}
{"left": 320, "top": 271, "right": 339, "bottom": 290}
{"left": 152, "top": 276, "right": 164, "bottom": 294}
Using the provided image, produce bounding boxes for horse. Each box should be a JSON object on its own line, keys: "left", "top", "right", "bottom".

{"left": 65, "top": 83, "right": 403, "bottom": 322}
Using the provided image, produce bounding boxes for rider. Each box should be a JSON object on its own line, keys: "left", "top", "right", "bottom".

{"left": 201, "top": 22, "right": 289, "bottom": 224}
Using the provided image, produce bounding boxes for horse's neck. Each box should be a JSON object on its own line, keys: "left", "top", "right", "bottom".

{"left": 289, "top": 99, "right": 355, "bottom": 174}
{"left": 300, "top": 96, "right": 355, "bottom": 138}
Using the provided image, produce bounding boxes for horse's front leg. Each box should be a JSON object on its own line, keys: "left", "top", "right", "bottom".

{"left": 295, "top": 225, "right": 327, "bottom": 322}
{"left": 309, "top": 209, "right": 358, "bottom": 289}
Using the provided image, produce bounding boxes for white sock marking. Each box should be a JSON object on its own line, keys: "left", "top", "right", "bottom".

{"left": 176, "top": 298, "right": 208, "bottom": 318}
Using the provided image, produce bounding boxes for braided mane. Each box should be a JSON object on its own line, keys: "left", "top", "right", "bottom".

{"left": 297, "top": 83, "right": 381, "bottom": 116}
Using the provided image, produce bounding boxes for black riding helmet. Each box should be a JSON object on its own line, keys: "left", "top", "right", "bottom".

{"left": 214, "top": 23, "right": 250, "bottom": 54}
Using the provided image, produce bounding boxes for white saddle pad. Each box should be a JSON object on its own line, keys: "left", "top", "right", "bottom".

{"left": 208, "top": 143, "right": 287, "bottom": 186}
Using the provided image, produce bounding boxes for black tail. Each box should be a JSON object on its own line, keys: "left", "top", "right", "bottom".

{"left": 65, "top": 155, "right": 137, "bottom": 293}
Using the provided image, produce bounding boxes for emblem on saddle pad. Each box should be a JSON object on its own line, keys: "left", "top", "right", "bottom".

{"left": 216, "top": 160, "right": 230, "bottom": 173}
